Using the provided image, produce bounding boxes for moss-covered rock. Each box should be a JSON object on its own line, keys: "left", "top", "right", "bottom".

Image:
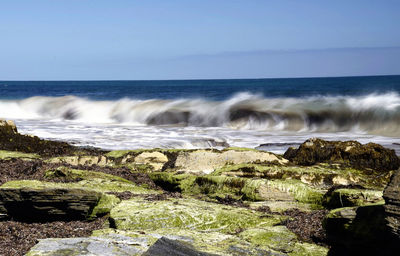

{"left": 0, "top": 150, "right": 39, "bottom": 160}
{"left": 212, "top": 163, "right": 392, "bottom": 190}
{"left": 149, "top": 171, "right": 324, "bottom": 206}
{"left": 43, "top": 167, "right": 156, "bottom": 194}
{"left": 109, "top": 197, "right": 328, "bottom": 255}
{"left": 110, "top": 197, "right": 284, "bottom": 233}
{"left": 322, "top": 187, "right": 383, "bottom": 209}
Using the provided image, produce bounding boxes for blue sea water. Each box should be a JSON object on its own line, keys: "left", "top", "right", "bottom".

{"left": 0, "top": 75, "right": 400, "bottom": 153}
{"left": 1, "top": 75, "right": 400, "bottom": 100}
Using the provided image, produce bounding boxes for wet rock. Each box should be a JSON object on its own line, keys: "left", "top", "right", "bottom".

{"left": 0, "top": 187, "right": 102, "bottom": 221}
{"left": 143, "top": 237, "right": 217, "bottom": 256}
{"left": 284, "top": 138, "right": 400, "bottom": 171}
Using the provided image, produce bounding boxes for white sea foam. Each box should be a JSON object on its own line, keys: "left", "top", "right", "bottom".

{"left": 1, "top": 92, "right": 400, "bottom": 154}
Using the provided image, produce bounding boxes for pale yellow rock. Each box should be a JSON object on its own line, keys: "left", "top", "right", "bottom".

{"left": 0, "top": 119, "right": 17, "bottom": 133}
{"left": 48, "top": 156, "right": 109, "bottom": 166}
{"left": 175, "top": 150, "right": 287, "bottom": 174}
{"left": 332, "top": 176, "right": 351, "bottom": 186}
{"left": 133, "top": 152, "right": 168, "bottom": 171}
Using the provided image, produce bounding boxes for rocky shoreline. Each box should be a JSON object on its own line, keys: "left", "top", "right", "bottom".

{"left": 0, "top": 120, "right": 399, "bottom": 255}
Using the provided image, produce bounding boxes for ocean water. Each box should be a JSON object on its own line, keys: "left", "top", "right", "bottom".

{"left": 1, "top": 75, "right": 400, "bottom": 154}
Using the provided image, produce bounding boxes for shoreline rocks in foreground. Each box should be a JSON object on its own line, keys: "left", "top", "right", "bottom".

{"left": 0, "top": 120, "right": 399, "bottom": 255}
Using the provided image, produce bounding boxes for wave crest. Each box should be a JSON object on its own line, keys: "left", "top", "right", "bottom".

{"left": 1, "top": 92, "right": 400, "bottom": 136}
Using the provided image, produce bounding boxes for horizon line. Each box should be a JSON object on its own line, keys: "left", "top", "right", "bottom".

{"left": 1, "top": 74, "right": 399, "bottom": 83}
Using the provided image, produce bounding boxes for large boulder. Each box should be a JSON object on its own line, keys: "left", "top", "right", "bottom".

{"left": 284, "top": 138, "right": 400, "bottom": 171}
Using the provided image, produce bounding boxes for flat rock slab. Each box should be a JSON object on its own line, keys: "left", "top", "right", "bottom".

{"left": 175, "top": 150, "right": 287, "bottom": 174}
{"left": 143, "top": 237, "right": 217, "bottom": 256}
{"left": 0, "top": 187, "right": 101, "bottom": 221}
{"left": 26, "top": 234, "right": 147, "bottom": 256}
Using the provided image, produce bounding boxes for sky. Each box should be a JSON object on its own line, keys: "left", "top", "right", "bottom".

{"left": 0, "top": 0, "right": 399, "bottom": 80}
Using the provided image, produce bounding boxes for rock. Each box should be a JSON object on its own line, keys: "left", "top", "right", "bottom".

{"left": 143, "top": 237, "right": 217, "bottom": 256}
{"left": 48, "top": 155, "right": 109, "bottom": 166}
{"left": 0, "top": 119, "right": 18, "bottom": 133}
{"left": 132, "top": 152, "right": 169, "bottom": 171}
{"left": 108, "top": 197, "right": 328, "bottom": 255}
{"left": 383, "top": 169, "right": 400, "bottom": 239}
{"left": 0, "top": 187, "right": 102, "bottom": 221}
{"left": 149, "top": 172, "right": 324, "bottom": 204}
{"left": 323, "top": 169, "right": 400, "bottom": 254}
{"left": 284, "top": 138, "right": 400, "bottom": 171}
{"left": 322, "top": 186, "right": 383, "bottom": 209}
{"left": 0, "top": 121, "right": 74, "bottom": 156}
{"left": 175, "top": 149, "right": 287, "bottom": 174}
{"left": 26, "top": 234, "right": 147, "bottom": 256}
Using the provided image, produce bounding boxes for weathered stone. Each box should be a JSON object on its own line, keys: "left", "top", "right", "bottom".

{"left": 0, "top": 119, "right": 18, "bottom": 133}
{"left": 175, "top": 150, "right": 287, "bottom": 174}
{"left": 26, "top": 234, "right": 147, "bottom": 256}
{"left": 0, "top": 187, "right": 102, "bottom": 221}
{"left": 47, "top": 155, "right": 109, "bottom": 166}
{"left": 322, "top": 187, "right": 383, "bottom": 209}
{"left": 284, "top": 138, "right": 400, "bottom": 171}
{"left": 132, "top": 151, "right": 168, "bottom": 171}
{"left": 108, "top": 197, "right": 328, "bottom": 255}
{"left": 143, "top": 237, "right": 217, "bottom": 256}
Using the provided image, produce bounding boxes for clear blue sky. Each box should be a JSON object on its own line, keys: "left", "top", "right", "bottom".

{"left": 1, "top": 0, "right": 399, "bottom": 80}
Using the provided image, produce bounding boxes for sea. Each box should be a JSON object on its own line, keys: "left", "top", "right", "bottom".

{"left": 1, "top": 75, "right": 400, "bottom": 154}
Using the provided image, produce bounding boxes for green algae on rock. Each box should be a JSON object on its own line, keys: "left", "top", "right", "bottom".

{"left": 108, "top": 197, "right": 328, "bottom": 255}
{"left": 0, "top": 150, "right": 40, "bottom": 160}
{"left": 109, "top": 197, "right": 284, "bottom": 232}
{"left": 149, "top": 171, "right": 324, "bottom": 206}
{"left": 212, "top": 163, "right": 393, "bottom": 190}
{"left": 43, "top": 167, "right": 156, "bottom": 194}
{"left": 322, "top": 188, "right": 383, "bottom": 209}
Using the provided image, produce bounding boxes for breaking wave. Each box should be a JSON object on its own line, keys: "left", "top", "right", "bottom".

{"left": 1, "top": 92, "right": 400, "bottom": 136}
